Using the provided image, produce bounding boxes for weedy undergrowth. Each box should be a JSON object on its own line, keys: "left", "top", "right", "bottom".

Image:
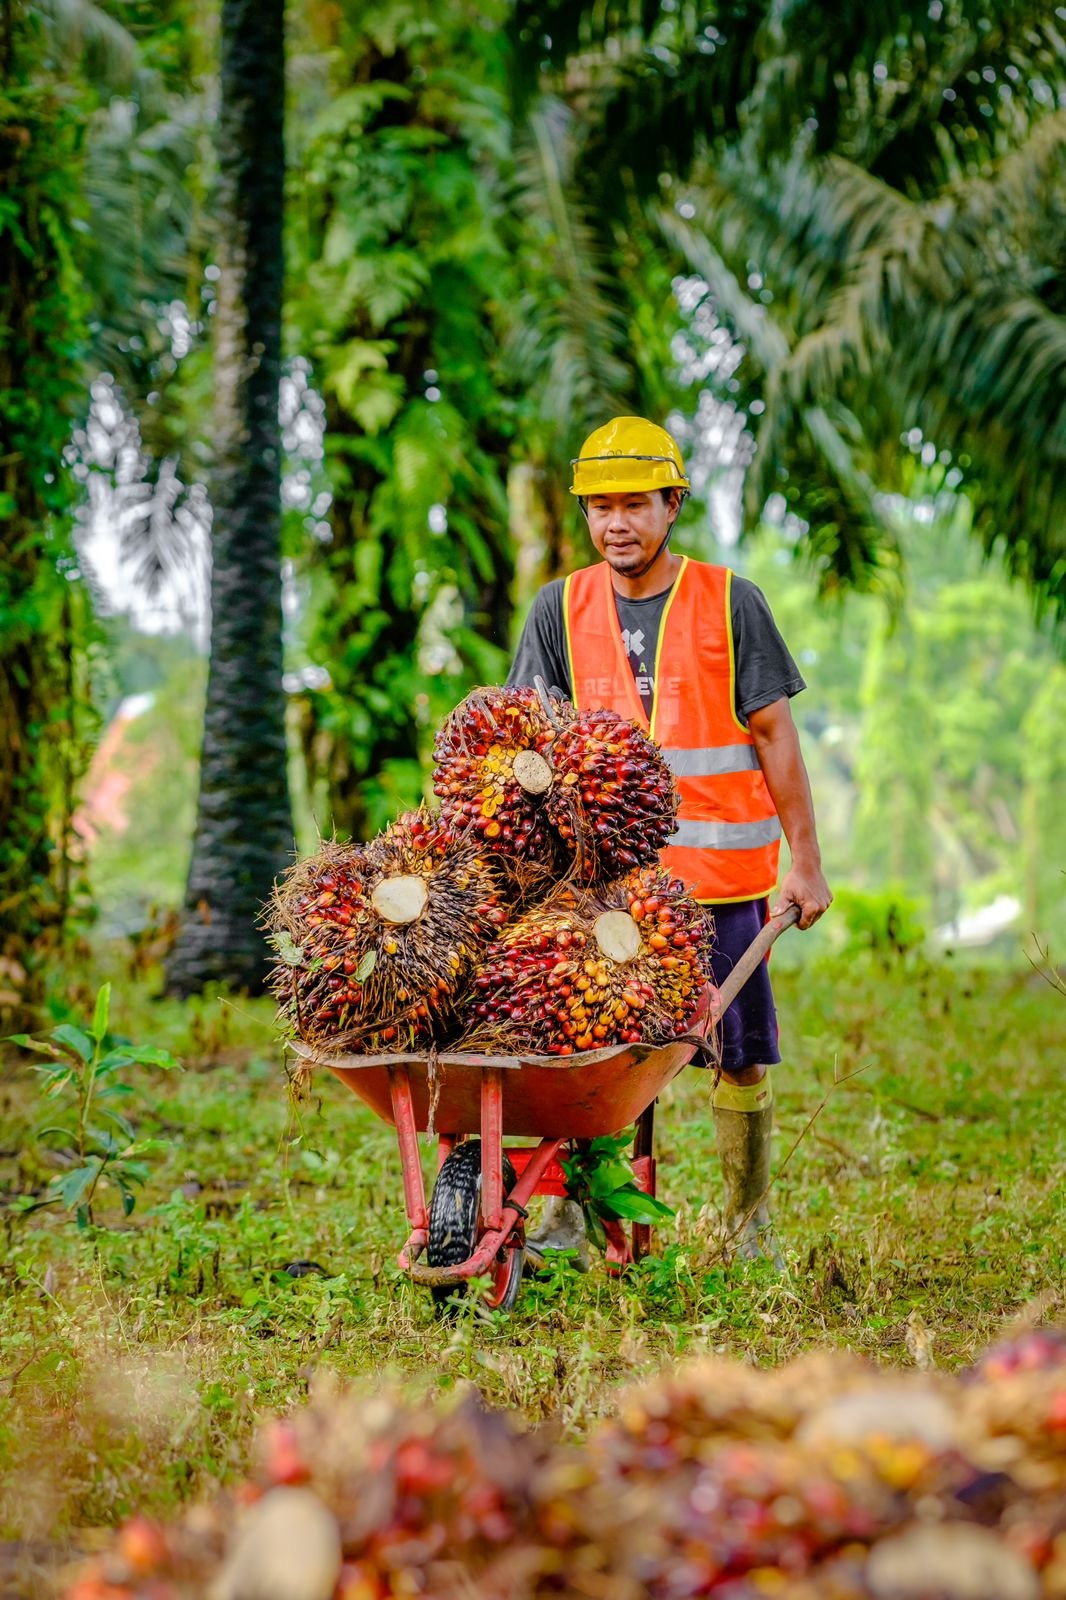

{"left": 7, "top": 981, "right": 180, "bottom": 1226}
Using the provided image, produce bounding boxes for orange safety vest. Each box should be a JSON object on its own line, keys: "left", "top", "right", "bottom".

{"left": 562, "top": 555, "right": 781, "bottom": 903}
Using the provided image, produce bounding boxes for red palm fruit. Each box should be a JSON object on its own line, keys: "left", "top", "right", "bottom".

{"left": 265, "top": 811, "right": 508, "bottom": 1054}
{"left": 432, "top": 685, "right": 572, "bottom": 864}
{"left": 461, "top": 865, "right": 712, "bottom": 1056}
{"left": 543, "top": 709, "right": 679, "bottom": 882}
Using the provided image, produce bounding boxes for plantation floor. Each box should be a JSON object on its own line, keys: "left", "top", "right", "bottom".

{"left": 1, "top": 951, "right": 1063, "bottom": 1551}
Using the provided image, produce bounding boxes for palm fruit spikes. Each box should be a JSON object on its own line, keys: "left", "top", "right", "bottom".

{"left": 265, "top": 810, "right": 507, "bottom": 1054}
{"left": 544, "top": 707, "right": 679, "bottom": 882}
{"left": 463, "top": 864, "right": 712, "bottom": 1056}
{"left": 432, "top": 684, "right": 572, "bottom": 861}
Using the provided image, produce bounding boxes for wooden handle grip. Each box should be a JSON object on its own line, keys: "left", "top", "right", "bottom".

{"left": 711, "top": 903, "right": 801, "bottom": 1020}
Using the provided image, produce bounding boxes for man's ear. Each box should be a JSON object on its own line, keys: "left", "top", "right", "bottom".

{"left": 666, "top": 488, "right": 683, "bottom": 524}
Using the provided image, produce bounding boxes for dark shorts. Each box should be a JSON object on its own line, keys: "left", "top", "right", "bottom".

{"left": 705, "top": 897, "right": 781, "bottom": 1073}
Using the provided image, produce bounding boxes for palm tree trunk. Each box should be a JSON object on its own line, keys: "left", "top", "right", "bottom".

{"left": 165, "top": 0, "right": 292, "bottom": 996}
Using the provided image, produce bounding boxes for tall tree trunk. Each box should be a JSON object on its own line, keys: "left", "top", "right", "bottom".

{"left": 165, "top": 0, "right": 292, "bottom": 996}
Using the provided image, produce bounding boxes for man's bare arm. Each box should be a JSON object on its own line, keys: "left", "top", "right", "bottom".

{"left": 746, "top": 697, "right": 832, "bottom": 930}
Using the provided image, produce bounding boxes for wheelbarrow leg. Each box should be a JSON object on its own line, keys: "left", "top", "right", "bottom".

{"left": 390, "top": 1066, "right": 429, "bottom": 1269}
{"left": 480, "top": 1066, "right": 505, "bottom": 1230}
{"left": 631, "top": 1100, "right": 657, "bottom": 1263}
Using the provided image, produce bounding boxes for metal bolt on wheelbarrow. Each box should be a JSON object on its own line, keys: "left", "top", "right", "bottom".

{"left": 289, "top": 905, "right": 800, "bottom": 1315}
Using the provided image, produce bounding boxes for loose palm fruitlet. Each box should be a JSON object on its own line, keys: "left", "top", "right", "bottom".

{"left": 266, "top": 811, "right": 507, "bottom": 1054}
{"left": 544, "top": 707, "right": 680, "bottom": 882}
{"left": 432, "top": 685, "right": 571, "bottom": 862}
{"left": 463, "top": 864, "right": 711, "bottom": 1055}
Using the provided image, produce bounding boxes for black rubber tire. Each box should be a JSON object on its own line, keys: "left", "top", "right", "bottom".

{"left": 427, "top": 1140, "right": 521, "bottom": 1317}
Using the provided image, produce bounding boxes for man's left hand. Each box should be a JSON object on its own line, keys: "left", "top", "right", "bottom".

{"left": 773, "top": 865, "right": 832, "bottom": 931}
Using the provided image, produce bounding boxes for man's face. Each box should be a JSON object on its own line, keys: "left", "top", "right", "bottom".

{"left": 584, "top": 489, "right": 681, "bottom": 576}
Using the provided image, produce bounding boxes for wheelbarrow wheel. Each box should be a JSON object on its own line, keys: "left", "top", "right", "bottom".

{"left": 427, "top": 1139, "right": 522, "bottom": 1318}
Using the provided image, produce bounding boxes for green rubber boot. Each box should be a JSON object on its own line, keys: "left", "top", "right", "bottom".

{"left": 712, "top": 1072, "right": 785, "bottom": 1270}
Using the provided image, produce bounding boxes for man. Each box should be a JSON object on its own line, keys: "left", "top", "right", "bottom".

{"left": 507, "top": 415, "right": 832, "bottom": 1267}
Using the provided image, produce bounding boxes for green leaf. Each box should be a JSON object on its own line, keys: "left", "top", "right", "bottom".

{"left": 96, "top": 1106, "right": 135, "bottom": 1141}
{"left": 355, "top": 949, "right": 377, "bottom": 982}
{"left": 599, "top": 1185, "right": 676, "bottom": 1224}
{"left": 100, "top": 1045, "right": 180, "bottom": 1071}
{"left": 10, "top": 1036, "right": 64, "bottom": 1060}
{"left": 271, "top": 931, "right": 305, "bottom": 967}
{"left": 91, "top": 983, "right": 111, "bottom": 1043}
{"left": 587, "top": 1159, "right": 635, "bottom": 1199}
{"left": 51, "top": 1025, "right": 93, "bottom": 1063}
{"left": 36, "top": 1124, "right": 78, "bottom": 1144}
{"left": 584, "top": 1207, "right": 608, "bottom": 1253}
{"left": 54, "top": 1164, "right": 100, "bottom": 1210}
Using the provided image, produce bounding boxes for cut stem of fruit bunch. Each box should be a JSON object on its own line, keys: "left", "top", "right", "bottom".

{"left": 463, "top": 864, "right": 712, "bottom": 1056}
{"left": 265, "top": 811, "right": 508, "bottom": 1055}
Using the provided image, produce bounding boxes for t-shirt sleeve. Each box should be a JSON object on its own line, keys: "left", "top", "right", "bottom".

{"left": 506, "top": 579, "right": 572, "bottom": 696}
{"left": 730, "top": 576, "right": 806, "bottom": 719}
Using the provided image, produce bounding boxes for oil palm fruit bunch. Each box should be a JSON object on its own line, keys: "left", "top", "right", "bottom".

{"left": 463, "top": 864, "right": 711, "bottom": 1056}
{"left": 432, "top": 685, "right": 572, "bottom": 862}
{"left": 543, "top": 707, "right": 679, "bottom": 882}
{"left": 266, "top": 811, "right": 507, "bottom": 1054}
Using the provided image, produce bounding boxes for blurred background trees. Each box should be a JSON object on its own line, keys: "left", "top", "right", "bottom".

{"left": 2, "top": 0, "right": 1065, "bottom": 1002}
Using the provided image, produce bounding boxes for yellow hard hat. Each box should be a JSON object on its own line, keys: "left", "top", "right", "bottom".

{"left": 569, "top": 416, "right": 690, "bottom": 497}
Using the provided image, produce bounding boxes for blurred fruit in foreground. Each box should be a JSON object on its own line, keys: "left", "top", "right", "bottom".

{"left": 63, "top": 1331, "right": 1066, "bottom": 1600}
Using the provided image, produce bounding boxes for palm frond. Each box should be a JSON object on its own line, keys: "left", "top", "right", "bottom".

{"left": 35, "top": 0, "right": 139, "bottom": 89}
{"left": 503, "top": 98, "right": 632, "bottom": 436}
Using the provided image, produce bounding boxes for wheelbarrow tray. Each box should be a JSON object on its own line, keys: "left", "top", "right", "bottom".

{"left": 290, "top": 988, "right": 713, "bottom": 1139}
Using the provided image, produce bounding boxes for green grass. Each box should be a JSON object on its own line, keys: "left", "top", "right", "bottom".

{"left": 1, "top": 948, "right": 1063, "bottom": 1546}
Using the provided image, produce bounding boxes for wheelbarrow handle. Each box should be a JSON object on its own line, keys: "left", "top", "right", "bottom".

{"left": 711, "top": 902, "right": 801, "bottom": 1021}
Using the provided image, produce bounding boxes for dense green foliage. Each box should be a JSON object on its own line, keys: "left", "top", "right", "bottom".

{"left": 521, "top": 0, "right": 1066, "bottom": 612}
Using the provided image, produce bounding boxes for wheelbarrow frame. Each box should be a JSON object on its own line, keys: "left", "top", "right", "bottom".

{"left": 290, "top": 905, "right": 799, "bottom": 1297}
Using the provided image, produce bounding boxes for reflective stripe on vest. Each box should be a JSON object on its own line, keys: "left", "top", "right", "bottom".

{"left": 662, "top": 745, "right": 761, "bottom": 778}
{"left": 669, "top": 816, "right": 783, "bottom": 851}
{"left": 563, "top": 556, "right": 781, "bottom": 902}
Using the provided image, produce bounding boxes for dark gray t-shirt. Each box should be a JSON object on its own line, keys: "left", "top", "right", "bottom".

{"left": 507, "top": 569, "right": 805, "bottom": 722}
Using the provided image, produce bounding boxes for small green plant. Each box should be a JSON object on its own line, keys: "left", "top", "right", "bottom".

{"left": 8, "top": 982, "right": 180, "bottom": 1227}
{"left": 562, "top": 1132, "right": 675, "bottom": 1254}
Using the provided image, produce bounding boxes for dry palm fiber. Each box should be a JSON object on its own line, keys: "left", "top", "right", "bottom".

{"left": 462, "top": 864, "right": 712, "bottom": 1056}
{"left": 432, "top": 685, "right": 572, "bottom": 863}
{"left": 543, "top": 706, "right": 679, "bottom": 882}
{"left": 265, "top": 811, "right": 507, "bottom": 1055}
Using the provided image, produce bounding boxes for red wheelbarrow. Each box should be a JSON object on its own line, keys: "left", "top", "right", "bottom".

{"left": 290, "top": 905, "right": 799, "bottom": 1313}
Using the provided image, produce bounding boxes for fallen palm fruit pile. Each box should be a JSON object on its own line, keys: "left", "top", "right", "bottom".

{"left": 265, "top": 812, "right": 508, "bottom": 1054}
{"left": 463, "top": 864, "right": 712, "bottom": 1055}
{"left": 62, "top": 1329, "right": 1066, "bottom": 1600}
{"left": 268, "top": 686, "right": 697, "bottom": 1059}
